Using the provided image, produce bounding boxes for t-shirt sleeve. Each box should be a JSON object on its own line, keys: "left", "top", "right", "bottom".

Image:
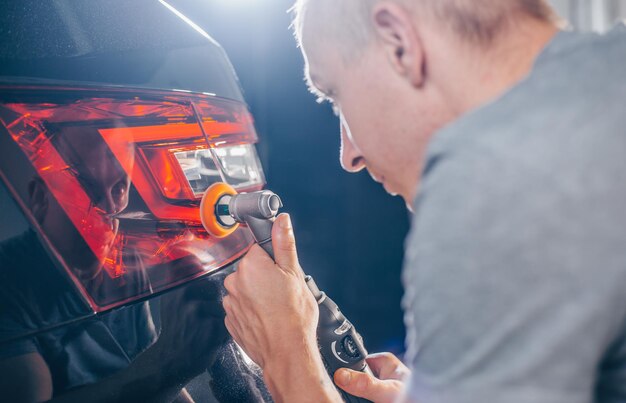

{"left": 0, "top": 313, "right": 39, "bottom": 360}
{"left": 402, "top": 151, "right": 626, "bottom": 403}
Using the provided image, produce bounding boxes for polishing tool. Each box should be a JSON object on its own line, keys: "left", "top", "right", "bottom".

{"left": 200, "top": 182, "right": 282, "bottom": 258}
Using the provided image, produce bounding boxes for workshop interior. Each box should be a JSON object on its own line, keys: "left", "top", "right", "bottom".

{"left": 0, "top": 0, "right": 624, "bottom": 402}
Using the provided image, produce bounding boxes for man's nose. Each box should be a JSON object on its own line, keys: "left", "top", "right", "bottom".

{"left": 93, "top": 189, "right": 118, "bottom": 216}
{"left": 339, "top": 123, "right": 365, "bottom": 173}
{"left": 93, "top": 195, "right": 114, "bottom": 219}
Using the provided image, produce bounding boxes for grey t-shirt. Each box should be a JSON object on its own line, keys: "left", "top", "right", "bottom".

{"left": 0, "top": 231, "right": 157, "bottom": 395}
{"left": 403, "top": 25, "right": 626, "bottom": 403}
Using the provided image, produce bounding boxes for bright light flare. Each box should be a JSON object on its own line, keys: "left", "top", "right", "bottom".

{"left": 158, "top": 0, "right": 219, "bottom": 45}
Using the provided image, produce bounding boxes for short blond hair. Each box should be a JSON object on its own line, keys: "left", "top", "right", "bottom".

{"left": 292, "top": 0, "right": 556, "bottom": 51}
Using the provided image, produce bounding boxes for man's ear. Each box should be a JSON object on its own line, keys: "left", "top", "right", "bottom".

{"left": 371, "top": 2, "right": 425, "bottom": 88}
{"left": 28, "top": 178, "right": 48, "bottom": 225}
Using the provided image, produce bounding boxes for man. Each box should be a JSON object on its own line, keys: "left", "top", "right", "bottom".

{"left": 222, "top": 0, "right": 626, "bottom": 402}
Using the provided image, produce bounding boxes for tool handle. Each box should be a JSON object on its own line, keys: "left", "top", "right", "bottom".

{"left": 341, "top": 390, "right": 372, "bottom": 403}
{"left": 258, "top": 239, "right": 275, "bottom": 260}
{"left": 306, "top": 276, "right": 373, "bottom": 403}
{"left": 244, "top": 216, "right": 275, "bottom": 259}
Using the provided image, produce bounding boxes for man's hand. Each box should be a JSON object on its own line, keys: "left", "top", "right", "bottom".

{"left": 222, "top": 213, "right": 318, "bottom": 369}
{"left": 223, "top": 214, "right": 342, "bottom": 402}
{"left": 334, "top": 352, "right": 410, "bottom": 403}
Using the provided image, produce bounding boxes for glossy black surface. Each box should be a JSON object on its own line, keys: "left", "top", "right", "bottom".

{"left": 0, "top": 0, "right": 243, "bottom": 100}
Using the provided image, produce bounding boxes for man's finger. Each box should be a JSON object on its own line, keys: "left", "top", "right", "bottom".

{"left": 334, "top": 368, "right": 401, "bottom": 403}
{"left": 271, "top": 213, "right": 300, "bottom": 272}
{"left": 365, "top": 352, "right": 409, "bottom": 380}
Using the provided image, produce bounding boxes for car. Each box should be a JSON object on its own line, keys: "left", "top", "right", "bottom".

{"left": 0, "top": 1, "right": 271, "bottom": 401}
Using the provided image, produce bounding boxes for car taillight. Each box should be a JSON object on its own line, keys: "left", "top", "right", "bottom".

{"left": 0, "top": 86, "right": 263, "bottom": 312}
{"left": 142, "top": 143, "right": 263, "bottom": 201}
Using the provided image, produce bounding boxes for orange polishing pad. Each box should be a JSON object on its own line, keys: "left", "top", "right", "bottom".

{"left": 200, "top": 182, "right": 239, "bottom": 238}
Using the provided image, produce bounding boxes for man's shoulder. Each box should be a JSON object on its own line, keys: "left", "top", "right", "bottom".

{"left": 419, "top": 26, "right": 626, "bottom": 209}
{"left": 427, "top": 24, "right": 626, "bottom": 160}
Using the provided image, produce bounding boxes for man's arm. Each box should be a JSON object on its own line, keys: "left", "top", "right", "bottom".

{"left": 0, "top": 349, "right": 193, "bottom": 403}
{"left": 222, "top": 214, "right": 342, "bottom": 403}
{"left": 262, "top": 345, "right": 340, "bottom": 403}
{"left": 0, "top": 352, "right": 53, "bottom": 402}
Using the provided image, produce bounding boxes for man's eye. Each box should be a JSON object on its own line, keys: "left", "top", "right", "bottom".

{"left": 112, "top": 181, "right": 128, "bottom": 200}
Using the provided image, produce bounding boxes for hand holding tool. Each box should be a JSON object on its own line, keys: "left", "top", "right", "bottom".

{"left": 201, "top": 183, "right": 372, "bottom": 403}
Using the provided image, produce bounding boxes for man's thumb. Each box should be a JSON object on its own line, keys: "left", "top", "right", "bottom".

{"left": 271, "top": 213, "right": 299, "bottom": 271}
{"left": 334, "top": 368, "right": 397, "bottom": 403}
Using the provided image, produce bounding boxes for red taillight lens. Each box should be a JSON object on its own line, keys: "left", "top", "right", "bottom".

{"left": 0, "top": 86, "right": 263, "bottom": 311}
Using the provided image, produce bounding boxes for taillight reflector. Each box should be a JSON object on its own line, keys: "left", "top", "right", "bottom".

{"left": 0, "top": 86, "right": 264, "bottom": 311}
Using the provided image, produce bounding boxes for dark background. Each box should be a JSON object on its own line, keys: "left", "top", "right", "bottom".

{"left": 173, "top": 0, "right": 411, "bottom": 355}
